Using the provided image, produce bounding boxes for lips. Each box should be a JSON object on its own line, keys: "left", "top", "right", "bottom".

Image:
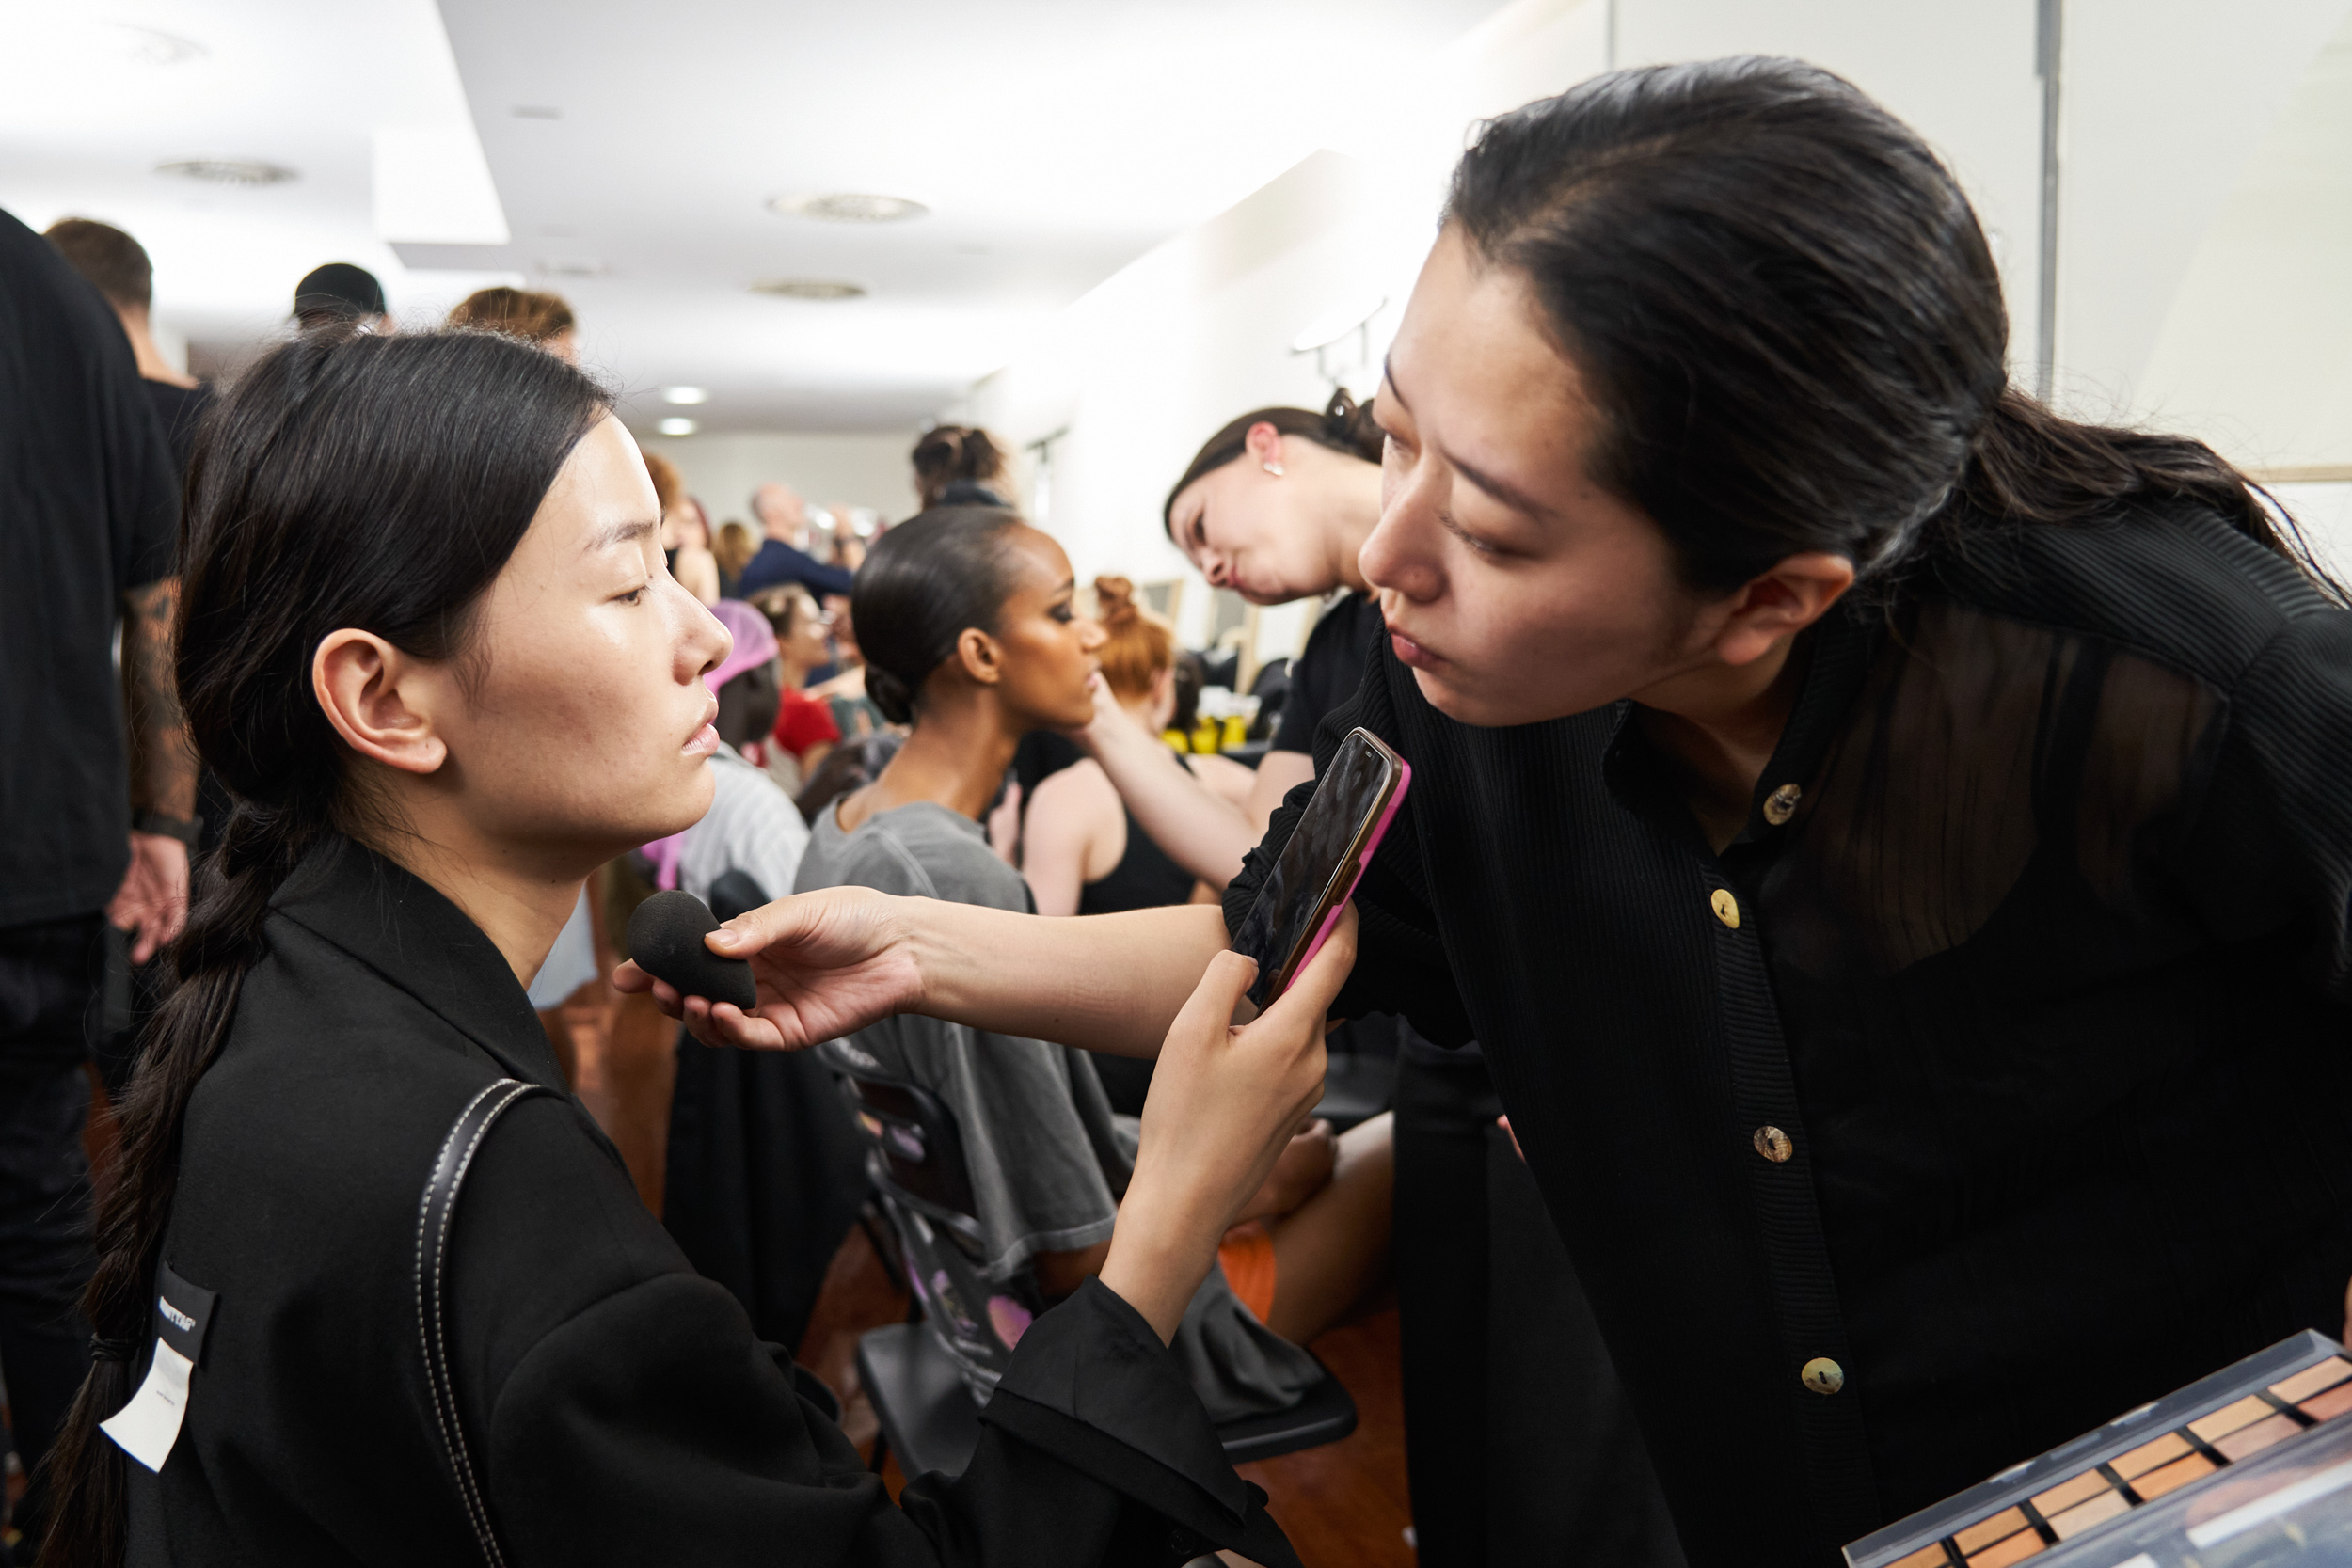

{"left": 684, "top": 696, "right": 721, "bottom": 754}
{"left": 1389, "top": 626, "right": 1445, "bottom": 671}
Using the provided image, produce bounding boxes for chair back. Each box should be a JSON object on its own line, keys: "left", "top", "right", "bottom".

{"left": 817, "top": 1040, "right": 1042, "bottom": 1398}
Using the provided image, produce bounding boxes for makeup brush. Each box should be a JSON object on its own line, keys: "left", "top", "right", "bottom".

{"left": 627, "top": 890, "right": 758, "bottom": 1012}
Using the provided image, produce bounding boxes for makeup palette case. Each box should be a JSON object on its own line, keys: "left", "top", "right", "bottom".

{"left": 1847, "top": 1332, "right": 2352, "bottom": 1568}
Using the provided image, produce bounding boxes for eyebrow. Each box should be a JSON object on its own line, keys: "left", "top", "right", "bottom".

{"left": 586, "top": 517, "right": 658, "bottom": 553}
{"left": 1382, "top": 356, "right": 1557, "bottom": 524}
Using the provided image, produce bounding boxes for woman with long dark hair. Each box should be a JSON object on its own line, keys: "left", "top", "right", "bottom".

{"left": 639, "top": 58, "right": 2352, "bottom": 1568}
{"left": 40, "top": 328, "right": 1336, "bottom": 1567}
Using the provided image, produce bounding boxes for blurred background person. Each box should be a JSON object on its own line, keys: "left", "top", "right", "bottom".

{"left": 0, "top": 206, "right": 189, "bottom": 1566}
{"left": 737, "top": 481, "right": 853, "bottom": 598}
{"left": 711, "top": 516, "right": 756, "bottom": 598}
{"left": 290, "top": 261, "right": 392, "bottom": 334}
{"left": 444, "top": 283, "right": 579, "bottom": 362}
{"left": 911, "top": 423, "right": 1012, "bottom": 509}
{"left": 642, "top": 451, "right": 721, "bottom": 604}
{"left": 43, "top": 218, "right": 210, "bottom": 477}
{"left": 746, "top": 583, "right": 841, "bottom": 793}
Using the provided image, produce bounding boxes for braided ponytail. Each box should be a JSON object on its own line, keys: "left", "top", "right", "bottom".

{"left": 37, "top": 325, "right": 609, "bottom": 1567}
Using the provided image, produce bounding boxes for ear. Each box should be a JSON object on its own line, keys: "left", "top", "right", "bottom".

{"left": 312, "top": 628, "right": 450, "bottom": 775}
{"left": 1243, "top": 421, "right": 1286, "bottom": 470}
{"left": 1710, "top": 552, "right": 1857, "bottom": 668}
{"left": 952, "top": 626, "right": 1005, "bottom": 689}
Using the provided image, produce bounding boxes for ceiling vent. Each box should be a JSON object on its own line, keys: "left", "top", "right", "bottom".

{"left": 155, "top": 159, "right": 296, "bottom": 186}
{"left": 768, "top": 193, "right": 927, "bottom": 224}
{"left": 750, "top": 279, "right": 867, "bottom": 301}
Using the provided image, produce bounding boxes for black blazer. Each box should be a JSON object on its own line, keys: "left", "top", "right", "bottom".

{"left": 127, "top": 835, "right": 1294, "bottom": 1567}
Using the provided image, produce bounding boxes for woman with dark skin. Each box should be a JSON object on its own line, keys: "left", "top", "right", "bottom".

{"left": 634, "top": 60, "right": 2352, "bottom": 1568}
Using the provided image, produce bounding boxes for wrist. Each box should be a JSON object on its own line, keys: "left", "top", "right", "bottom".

{"left": 131, "top": 809, "right": 200, "bottom": 848}
{"left": 1100, "top": 1204, "right": 1220, "bottom": 1344}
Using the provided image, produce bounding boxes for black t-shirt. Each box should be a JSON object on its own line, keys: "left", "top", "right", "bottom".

{"left": 143, "top": 377, "right": 213, "bottom": 482}
{"left": 0, "top": 207, "right": 179, "bottom": 927}
{"left": 1270, "top": 593, "right": 1381, "bottom": 755}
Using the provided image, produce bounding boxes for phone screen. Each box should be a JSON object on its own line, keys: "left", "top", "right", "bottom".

{"left": 1231, "top": 728, "right": 1406, "bottom": 1010}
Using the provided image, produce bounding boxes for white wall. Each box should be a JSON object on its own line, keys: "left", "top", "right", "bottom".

{"left": 950, "top": 0, "right": 1613, "bottom": 653}
{"left": 635, "top": 431, "right": 923, "bottom": 531}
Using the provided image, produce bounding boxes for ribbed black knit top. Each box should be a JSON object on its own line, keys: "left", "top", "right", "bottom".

{"left": 1226, "top": 500, "right": 2352, "bottom": 1568}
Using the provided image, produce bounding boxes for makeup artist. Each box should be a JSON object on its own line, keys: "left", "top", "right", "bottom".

{"left": 631, "top": 60, "right": 2352, "bottom": 1568}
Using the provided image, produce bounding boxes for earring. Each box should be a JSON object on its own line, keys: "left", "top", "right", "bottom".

{"left": 1263, "top": 461, "right": 1285, "bottom": 477}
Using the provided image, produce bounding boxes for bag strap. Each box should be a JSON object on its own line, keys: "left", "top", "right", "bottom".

{"left": 416, "top": 1078, "right": 557, "bottom": 1568}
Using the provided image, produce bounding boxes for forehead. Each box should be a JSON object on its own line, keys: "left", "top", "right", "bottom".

{"left": 1000, "top": 524, "right": 1071, "bottom": 586}
{"left": 528, "top": 416, "right": 658, "bottom": 547}
{"left": 1392, "top": 230, "right": 1593, "bottom": 498}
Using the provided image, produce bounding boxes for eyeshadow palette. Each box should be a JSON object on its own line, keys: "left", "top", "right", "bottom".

{"left": 1847, "top": 1333, "right": 2352, "bottom": 1568}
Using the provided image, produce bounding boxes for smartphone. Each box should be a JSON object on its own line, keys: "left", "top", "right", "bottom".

{"left": 1230, "top": 727, "right": 1412, "bottom": 1010}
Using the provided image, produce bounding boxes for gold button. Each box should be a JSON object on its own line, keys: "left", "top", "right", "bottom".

{"left": 1753, "top": 1125, "right": 1792, "bottom": 1163}
{"left": 1763, "top": 783, "right": 1802, "bottom": 826}
{"left": 1709, "top": 889, "right": 1740, "bottom": 929}
{"left": 1802, "top": 1357, "right": 1845, "bottom": 1396}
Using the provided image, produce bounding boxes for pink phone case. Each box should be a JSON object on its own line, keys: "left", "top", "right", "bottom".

{"left": 1281, "top": 757, "right": 1412, "bottom": 993}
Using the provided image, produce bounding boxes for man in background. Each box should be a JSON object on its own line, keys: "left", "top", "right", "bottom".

{"left": 291, "top": 260, "right": 394, "bottom": 334}
{"left": 0, "top": 207, "right": 191, "bottom": 1564}
{"left": 735, "top": 481, "right": 854, "bottom": 598}
{"left": 44, "top": 218, "right": 211, "bottom": 480}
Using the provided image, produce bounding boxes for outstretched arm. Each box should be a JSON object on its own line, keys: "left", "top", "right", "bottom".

{"left": 1080, "top": 682, "right": 1314, "bottom": 890}
{"left": 615, "top": 891, "right": 1231, "bottom": 1060}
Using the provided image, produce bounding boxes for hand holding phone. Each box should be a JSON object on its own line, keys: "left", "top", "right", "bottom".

{"left": 1229, "top": 727, "right": 1410, "bottom": 1011}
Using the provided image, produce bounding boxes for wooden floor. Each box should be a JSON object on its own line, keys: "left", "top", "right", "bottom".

{"left": 548, "top": 954, "right": 1418, "bottom": 1567}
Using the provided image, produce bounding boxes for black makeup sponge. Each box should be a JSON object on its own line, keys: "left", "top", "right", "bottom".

{"left": 627, "top": 890, "right": 758, "bottom": 1012}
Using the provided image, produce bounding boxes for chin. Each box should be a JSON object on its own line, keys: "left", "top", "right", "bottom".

{"left": 1408, "top": 667, "right": 1560, "bottom": 729}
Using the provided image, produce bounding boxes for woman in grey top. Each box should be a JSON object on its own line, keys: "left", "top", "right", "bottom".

{"left": 795, "top": 504, "right": 1391, "bottom": 1419}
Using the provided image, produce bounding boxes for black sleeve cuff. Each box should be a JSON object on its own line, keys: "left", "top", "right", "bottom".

{"left": 983, "top": 1279, "right": 1302, "bottom": 1568}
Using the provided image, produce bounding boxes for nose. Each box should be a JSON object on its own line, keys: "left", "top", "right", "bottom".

{"left": 1199, "top": 552, "right": 1230, "bottom": 588}
{"left": 1359, "top": 475, "right": 1443, "bottom": 606}
{"left": 688, "top": 600, "right": 733, "bottom": 682}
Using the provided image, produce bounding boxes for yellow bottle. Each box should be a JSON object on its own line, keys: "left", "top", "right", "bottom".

{"left": 1191, "top": 714, "right": 1219, "bottom": 754}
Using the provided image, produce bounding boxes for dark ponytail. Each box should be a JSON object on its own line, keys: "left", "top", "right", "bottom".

{"left": 39, "top": 328, "right": 609, "bottom": 1568}
{"left": 1163, "top": 389, "right": 1385, "bottom": 533}
{"left": 1446, "top": 57, "right": 2340, "bottom": 599}
{"left": 851, "top": 505, "right": 1028, "bottom": 724}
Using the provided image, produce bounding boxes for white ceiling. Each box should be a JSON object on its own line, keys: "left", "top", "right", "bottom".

{"left": 0, "top": 0, "right": 1507, "bottom": 433}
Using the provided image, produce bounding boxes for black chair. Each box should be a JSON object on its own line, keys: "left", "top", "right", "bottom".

{"left": 818, "top": 1043, "right": 1358, "bottom": 1481}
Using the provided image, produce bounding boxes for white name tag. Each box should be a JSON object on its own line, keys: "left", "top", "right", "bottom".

{"left": 100, "top": 1340, "right": 195, "bottom": 1472}
{"left": 100, "top": 1262, "right": 216, "bottom": 1474}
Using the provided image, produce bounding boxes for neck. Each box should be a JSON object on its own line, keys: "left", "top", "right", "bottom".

{"left": 1631, "top": 632, "right": 1812, "bottom": 853}
{"left": 360, "top": 805, "right": 590, "bottom": 987}
{"left": 117, "top": 307, "right": 197, "bottom": 388}
{"left": 849, "top": 692, "right": 1019, "bottom": 826}
{"left": 1317, "top": 456, "right": 1384, "bottom": 595}
{"left": 778, "top": 651, "right": 815, "bottom": 689}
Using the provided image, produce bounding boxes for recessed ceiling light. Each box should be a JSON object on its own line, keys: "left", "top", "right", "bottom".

{"left": 660, "top": 387, "right": 708, "bottom": 405}
{"left": 768, "top": 193, "right": 928, "bottom": 224}
{"left": 656, "top": 417, "right": 698, "bottom": 436}
{"left": 535, "top": 258, "right": 607, "bottom": 278}
{"left": 750, "top": 279, "right": 866, "bottom": 301}
{"left": 156, "top": 159, "right": 296, "bottom": 187}
{"left": 512, "top": 104, "right": 563, "bottom": 119}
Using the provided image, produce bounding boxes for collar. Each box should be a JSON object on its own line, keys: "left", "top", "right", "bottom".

{"left": 1600, "top": 597, "right": 1884, "bottom": 851}
{"left": 270, "top": 834, "right": 570, "bottom": 1091}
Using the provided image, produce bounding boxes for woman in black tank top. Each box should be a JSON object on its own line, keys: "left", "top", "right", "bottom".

{"left": 1021, "top": 577, "right": 1254, "bottom": 921}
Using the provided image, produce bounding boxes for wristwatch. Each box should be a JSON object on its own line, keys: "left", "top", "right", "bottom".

{"left": 132, "top": 809, "right": 202, "bottom": 847}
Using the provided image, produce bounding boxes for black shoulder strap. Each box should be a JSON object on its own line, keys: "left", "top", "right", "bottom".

{"left": 416, "top": 1078, "right": 557, "bottom": 1567}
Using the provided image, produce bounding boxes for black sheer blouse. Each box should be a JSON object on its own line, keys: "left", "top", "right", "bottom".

{"left": 1226, "top": 501, "right": 2352, "bottom": 1568}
